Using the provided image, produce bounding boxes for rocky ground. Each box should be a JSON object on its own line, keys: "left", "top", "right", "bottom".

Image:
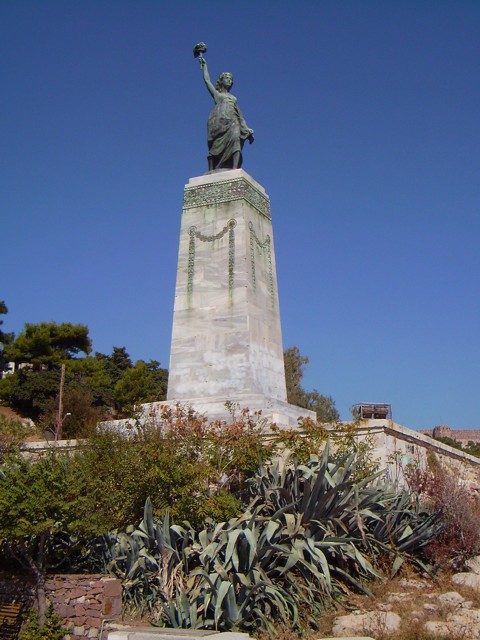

{"left": 313, "top": 555, "right": 480, "bottom": 640}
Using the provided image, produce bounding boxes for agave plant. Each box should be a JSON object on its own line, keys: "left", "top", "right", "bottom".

{"left": 159, "top": 510, "right": 300, "bottom": 632}
{"left": 358, "top": 487, "right": 441, "bottom": 574}
{"left": 249, "top": 443, "right": 440, "bottom": 578}
{"left": 102, "top": 498, "right": 193, "bottom": 612}
{"left": 102, "top": 440, "right": 440, "bottom": 633}
{"left": 248, "top": 445, "right": 385, "bottom": 601}
{"left": 104, "top": 500, "right": 298, "bottom": 631}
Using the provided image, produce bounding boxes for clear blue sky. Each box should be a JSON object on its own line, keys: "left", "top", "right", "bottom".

{"left": 3, "top": 1, "right": 480, "bottom": 430}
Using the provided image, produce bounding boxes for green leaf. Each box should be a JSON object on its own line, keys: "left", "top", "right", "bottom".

{"left": 214, "top": 580, "right": 231, "bottom": 627}
{"left": 392, "top": 555, "right": 404, "bottom": 575}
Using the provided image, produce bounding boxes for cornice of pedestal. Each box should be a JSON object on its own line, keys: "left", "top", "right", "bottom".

{"left": 183, "top": 169, "right": 271, "bottom": 220}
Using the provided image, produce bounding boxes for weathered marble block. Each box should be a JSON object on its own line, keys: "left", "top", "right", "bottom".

{"left": 166, "top": 169, "right": 314, "bottom": 426}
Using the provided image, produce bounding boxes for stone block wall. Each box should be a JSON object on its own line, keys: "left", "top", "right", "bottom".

{"left": 351, "top": 421, "right": 480, "bottom": 487}
{"left": 423, "top": 425, "right": 480, "bottom": 444}
{"left": 44, "top": 574, "right": 122, "bottom": 639}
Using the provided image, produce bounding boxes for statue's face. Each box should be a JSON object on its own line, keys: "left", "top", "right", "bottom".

{"left": 221, "top": 73, "right": 233, "bottom": 88}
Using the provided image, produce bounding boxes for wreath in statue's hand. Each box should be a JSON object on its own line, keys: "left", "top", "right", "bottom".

{"left": 193, "top": 42, "right": 207, "bottom": 58}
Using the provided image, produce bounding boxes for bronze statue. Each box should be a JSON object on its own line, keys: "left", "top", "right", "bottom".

{"left": 194, "top": 43, "right": 254, "bottom": 171}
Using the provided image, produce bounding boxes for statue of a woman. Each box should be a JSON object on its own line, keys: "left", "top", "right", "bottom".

{"left": 198, "top": 56, "right": 254, "bottom": 171}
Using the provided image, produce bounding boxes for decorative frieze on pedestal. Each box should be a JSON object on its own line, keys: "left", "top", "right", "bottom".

{"left": 183, "top": 173, "right": 271, "bottom": 219}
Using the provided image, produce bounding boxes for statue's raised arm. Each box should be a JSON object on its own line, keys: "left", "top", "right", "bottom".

{"left": 193, "top": 42, "right": 254, "bottom": 171}
{"left": 199, "top": 56, "right": 216, "bottom": 100}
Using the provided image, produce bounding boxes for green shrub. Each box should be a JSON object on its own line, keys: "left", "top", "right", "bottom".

{"left": 0, "top": 414, "right": 31, "bottom": 458}
{"left": 19, "top": 603, "right": 68, "bottom": 640}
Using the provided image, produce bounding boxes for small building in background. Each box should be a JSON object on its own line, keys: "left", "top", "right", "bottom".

{"left": 0, "top": 362, "right": 15, "bottom": 379}
{"left": 353, "top": 403, "right": 392, "bottom": 421}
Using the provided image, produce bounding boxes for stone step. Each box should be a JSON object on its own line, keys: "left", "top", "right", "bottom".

{"left": 106, "top": 629, "right": 251, "bottom": 640}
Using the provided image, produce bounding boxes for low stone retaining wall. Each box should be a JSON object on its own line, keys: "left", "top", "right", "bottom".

{"left": 44, "top": 574, "right": 122, "bottom": 639}
{"left": 0, "top": 572, "right": 121, "bottom": 639}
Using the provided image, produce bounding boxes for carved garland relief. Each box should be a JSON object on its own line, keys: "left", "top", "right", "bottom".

{"left": 185, "top": 210, "right": 274, "bottom": 308}
{"left": 249, "top": 222, "right": 274, "bottom": 305}
{"left": 187, "top": 219, "right": 236, "bottom": 296}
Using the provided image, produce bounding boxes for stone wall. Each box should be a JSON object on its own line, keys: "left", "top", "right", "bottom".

{"left": 0, "top": 573, "right": 121, "bottom": 639}
{"left": 454, "top": 429, "right": 480, "bottom": 443}
{"left": 44, "top": 574, "right": 122, "bottom": 639}
{"left": 348, "top": 420, "right": 480, "bottom": 486}
{"left": 422, "top": 424, "right": 480, "bottom": 444}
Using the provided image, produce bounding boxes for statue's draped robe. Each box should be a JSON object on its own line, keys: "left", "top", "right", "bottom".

{"left": 207, "top": 93, "right": 250, "bottom": 169}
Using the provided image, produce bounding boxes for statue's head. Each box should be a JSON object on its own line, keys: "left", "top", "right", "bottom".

{"left": 216, "top": 72, "right": 233, "bottom": 91}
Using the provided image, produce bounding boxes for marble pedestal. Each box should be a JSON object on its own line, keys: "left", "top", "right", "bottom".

{"left": 162, "top": 169, "right": 314, "bottom": 427}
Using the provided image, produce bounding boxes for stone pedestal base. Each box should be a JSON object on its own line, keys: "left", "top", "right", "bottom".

{"left": 160, "top": 168, "right": 316, "bottom": 428}
{"left": 102, "top": 397, "right": 315, "bottom": 433}
{"left": 139, "top": 395, "right": 315, "bottom": 429}
{"left": 167, "top": 169, "right": 288, "bottom": 404}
